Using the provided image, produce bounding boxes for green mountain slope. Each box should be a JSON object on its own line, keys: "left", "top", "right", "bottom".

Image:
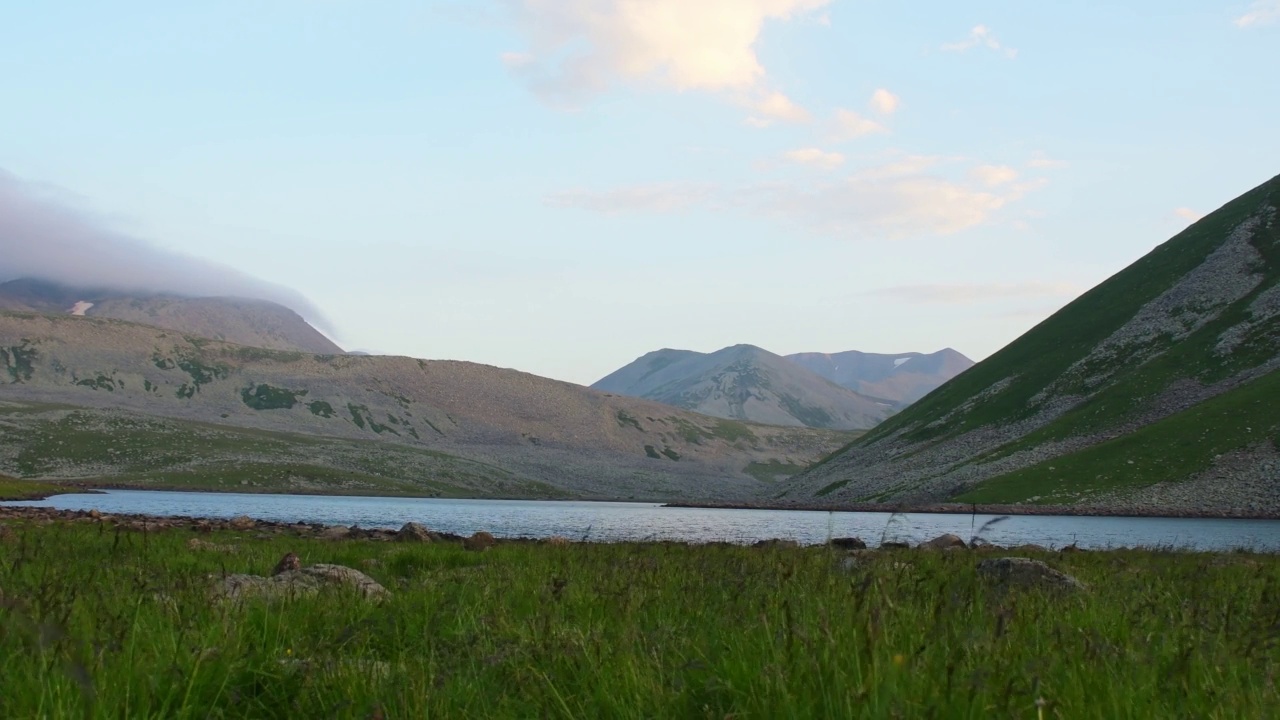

{"left": 783, "top": 173, "right": 1280, "bottom": 515}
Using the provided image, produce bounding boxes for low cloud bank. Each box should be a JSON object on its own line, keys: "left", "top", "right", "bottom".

{"left": 0, "top": 168, "right": 331, "bottom": 328}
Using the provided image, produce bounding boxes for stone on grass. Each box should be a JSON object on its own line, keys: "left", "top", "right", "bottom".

{"left": 271, "top": 552, "right": 301, "bottom": 576}
{"left": 830, "top": 537, "right": 867, "bottom": 550}
{"left": 187, "top": 538, "right": 237, "bottom": 554}
{"left": 396, "top": 522, "right": 433, "bottom": 542}
{"left": 228, "top": 516, "right": 256, "bottom": 531}
{"left": 977, "top": 557, "right": 1086, "bottom": 594}
{"left": 464, "top": 531, "right": 497, "bottom": 551}
{"left": 753, "top": 538, "right": 800, "bottom": 549}
{"left": 215, "top": 564, "right": 389, "bottom": 602}
{"left": 920, "top": 534, "right": 967, "bottom": 551}
{"left": 318, "top": 525, "right": 351, "bottom": 540}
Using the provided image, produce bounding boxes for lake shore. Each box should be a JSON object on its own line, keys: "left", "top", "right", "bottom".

{"left": 662, "top": 499, "right": 1280, "bottom": 520}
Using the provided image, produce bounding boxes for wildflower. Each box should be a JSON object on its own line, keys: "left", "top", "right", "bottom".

{"left": 892, "top": 654, "right": 905, "bottom": 667}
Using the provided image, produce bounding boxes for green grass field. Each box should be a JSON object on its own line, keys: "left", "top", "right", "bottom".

{"left": 0, "top": 521, "right": 1276, "bottom": 718}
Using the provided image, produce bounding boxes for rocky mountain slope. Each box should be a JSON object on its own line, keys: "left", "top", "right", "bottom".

{"left": 782, "top": 173, "right": 1280, "bottom": 516}
{"left": 0, "top": 313, "right": 853, "bottom": 500}
{"left": 591, "top": 345, "right": 891, "bottom": 430}
{"left": 785, "top": 348, "right": 974, "bottom": 405}
{"left": 0, "top": 278, "right": 341, "bottom": 354}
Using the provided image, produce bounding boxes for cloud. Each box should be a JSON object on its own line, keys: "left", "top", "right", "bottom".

{"left": 833, "top": 108, "right": 887, "bottom": 140}
{"left": 1236, "top": 1, "right": 1280, "bottom": 27}
{"left": 970, "top": 164, "right": 1019, "bottom": 187}
{"left": 544, "top": 182, "right": 715, "bottom": 213}
{"left": 869, "top": 88, "right": 900, "bottom": 115}
{"left": 1174, "top": 207, "right": 1203, "bottom": 223}
{"left": 750, "top": 90, "right": 811, "bottom": 124}
{"left": 941, "top": 25, "right": 1017, "bottom": 58}
{"left": 502, "top": 0, "right": 829, "bottom": 115}
{"left": 865, "top": 282, "right": 1082, "bottom": 305}
{"left": 1026, "top": 151, "right": 1068, "bottom": 169}
{"left": 0, "top": 168, "right": 330, "bottom": 326}
{"left": 783, "top": 148, "right": 845, "bottom": 169}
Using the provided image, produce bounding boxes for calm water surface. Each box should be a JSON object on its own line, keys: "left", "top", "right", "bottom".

{"left": 6, "top": 490, "right": 1280, "bottom": 551}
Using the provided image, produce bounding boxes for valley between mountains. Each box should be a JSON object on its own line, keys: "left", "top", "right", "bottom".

{"left": 2, "top": 174, "right": 1279, "bottom": 517}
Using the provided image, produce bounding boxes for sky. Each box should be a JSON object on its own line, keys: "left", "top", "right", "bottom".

{"left": 1, "top": 1, "right": 1278, "bottom": 385}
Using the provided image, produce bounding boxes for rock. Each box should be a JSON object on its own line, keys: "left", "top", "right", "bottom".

{"left": 544, "top": 536, "right": 570, "bottom": 547}
{"left": 976, "top": 557, "right": 1086, "bottom": 594}
{"left": 396, "top": 522, "right": 433, "bottom": 542}
{"left": 464, "top": 531, "right": 497, "bottom": 551}
{"left": 271, "top": 552, "right": 301, "bottom": 576}
{"left": 752, "top": 538, "right": 801, "bottom": 549}
{"left": 1014, "top": 543, "right": 1049, "bottom": 553}
{"left": 88, "top": 509, "right": 102, "bottom": 519}
{"left": 187, "top": 538, "right": 237, "bottom": 554}
{"left": 228, "top": 516, "right": 256, "bottom": 531}
{"left": 830, "top": 537, "right": 867, "bottom": 550}
{"left": 214, "top": 564, "right": 389, "bottom": 602}
{"left": 920, "top": 534, "right": 967, "bottom": 551}
{"left": 318, "top": 525, "right": 351, "bottom": 540}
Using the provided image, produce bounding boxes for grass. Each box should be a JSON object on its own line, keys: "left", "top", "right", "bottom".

{"left": 0, "top": 474, "right": 63, "bottom": 500}
{"left": 744, "top": 459, "right": 805, "bottom": 483}
{"left": 0, "top": 522, "right": 1276, "bottom": 718}
{"left": 954, "top": 367, "right": 1280, "bottom": 504}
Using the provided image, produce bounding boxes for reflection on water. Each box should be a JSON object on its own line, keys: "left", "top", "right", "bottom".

{"left": 6, "top": 490, "right": 1279, "bottom": 552}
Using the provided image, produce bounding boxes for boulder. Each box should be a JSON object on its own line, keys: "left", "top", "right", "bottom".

{"left": 977, "top": 557, "right": 1086, "bottom": 594}
{"left": 271, "top": 552, "right": 301, "bottom": 576}
{"left": 464, "top": 531, "right": 497, "bottom": 551}
{"left": 920, "top": 534, "right": 967, "bottom": 551}
{"left": 318, "top": 525, "right": 351, "bottom": 540}
{"left": 396, "top": 522, "right": 433, "bottom": 542}
{"left": 187, "top": 538, "right": 237, "bottom": 554}
{"left": 228, "top": 516, "right": 257, "bottom": 531}
{"left": 215, "top": 564, "right": 389, "bottom": 602}
{"left": 753, "top": 538, "right": 801, "bottom": 549}
{"left": 829, "top": 537, "right": 867, "bottom": 550}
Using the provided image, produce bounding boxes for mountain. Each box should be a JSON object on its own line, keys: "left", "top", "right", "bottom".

{"left": 785, "top": 348, "right": 974, "bottom": 406}
{"left": 591, "top": 344, "right": 892, "bottom": 430}
{"left": 0, "top": 313, "right": 854, "bottom": 500}
{"left": 0, "top": 278, "right": 342, "bottom": 354}
{"left": 782, "top": 173, "right": 1280, "bottom": 516}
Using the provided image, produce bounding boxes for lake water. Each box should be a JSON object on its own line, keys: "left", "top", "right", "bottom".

{"left": 6, "top": 489, "right": 1280, "bottom": 551}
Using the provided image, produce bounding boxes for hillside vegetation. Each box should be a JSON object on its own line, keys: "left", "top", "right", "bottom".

{"left": 0, "top": 315, "right": 852, "bottom": 500}
{"left": 786, "top": 173, "right": 1280, "bottom": 514}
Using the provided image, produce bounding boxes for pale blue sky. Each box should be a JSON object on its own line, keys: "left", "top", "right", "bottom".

{"left": 2, "top": 1, "right": 1277, "bottom": 384}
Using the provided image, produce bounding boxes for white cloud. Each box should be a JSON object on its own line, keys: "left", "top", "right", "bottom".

{"left": 833, "top": 108, "right": 887, "bottom": 140}
{"left": 544, "top": 182, "right": 715, "bottom": 213}
{"left": 783, "top": 148, "right": 845, "bottom": 169}
{"left": 503, "top": 0, "right": 829, "bottom": 116}
{"left": 1027, "top": 151, "right": 1068, "bottom": 169}
{"left": 865, "top": 282, "right": 1082, "bottom": 304}
{"left": 752, "top": 91, "right": 811, "bottom": 123}
{"left": 1236, "top": 1, "right": 1280, "bottom": 27}
{"left": 869, "top": 88, "right": 900, "bottom": 115}
{"left": 546, "top": 157, "right": 1046, "bottom": 238}
{"left": 500, "top": 51, "right": 536, "bottom": 68}
{"left": 1174, "top": 207, "right": 1203, "bottom": 223}
{"left": 970, "top": 164, "right": 1019, "bottom": 187}
{"left": 941, "top": 25, "right": 1017, "bottom": 58}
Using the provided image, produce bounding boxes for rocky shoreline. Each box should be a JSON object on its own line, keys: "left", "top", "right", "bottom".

{"left": 662, "top": 500, "right": 1280, "bottom": 521}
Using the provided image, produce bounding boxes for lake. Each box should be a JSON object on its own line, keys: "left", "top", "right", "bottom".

{"left": 6, "top": 489, "right": 1280, "bottom": 551}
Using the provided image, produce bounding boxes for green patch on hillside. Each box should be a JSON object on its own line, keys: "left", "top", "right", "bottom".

{"left": 661, "top": 447, "right": 681, "bottom": 461}
{"left": 860, "top": 177, "right": 1280, "bottom": 448}
{"left": 955, "top": 368, "right": 1280, "bottom": 504}
{"left": 231, "top": 347, "right": 305, "bottom": 364}
{"left": 615, "top": 410, "right": 643, "bottom": 431}
{"left": 779, "top": 395, "right": 834, "bottom": 428}
{"left": 644, "top": 445, "right": 661, "bottom": 459}
{"left": 1, "top": 341, "right": 38, "bottom": 383}
{"left": 74, "top": 373, "right": 117, "bottom": 391}
{"left": 307, "top": 400, "right": 336, "bottom": 418}
{"left": 347, "top": 403, "right": 399, "bottom": 435}
{"left": 743, "top": 459, "right": 803, "bottom": 482}
{"left": 241, "top": 383, "right": 307, "bottom": 410}
{"left": 710, "top": 419, "right": 758, "bottom": 444}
